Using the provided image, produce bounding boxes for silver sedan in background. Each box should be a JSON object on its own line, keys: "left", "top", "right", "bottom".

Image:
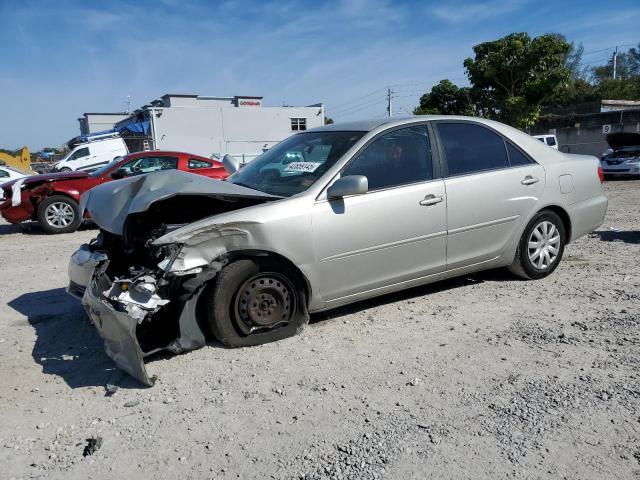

{"left": 68, "top": 116, "right": 608, "bottom": 385}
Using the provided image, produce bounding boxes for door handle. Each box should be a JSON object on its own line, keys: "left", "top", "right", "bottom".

{"left": 521, "top": 175, "right": 539, "bottom": 185}
{"left": 419, "top": 194, "right": 444, "bottom": 206}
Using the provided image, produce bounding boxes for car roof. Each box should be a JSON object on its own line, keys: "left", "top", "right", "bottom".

{"left": 310, "top": 115, "right": 570, "bottom": 165}
{"left": 123, "top": 151, "right": 216, "bottom": 161}
{"left": 309, "top": 115, "right": 511, "bottom": 133}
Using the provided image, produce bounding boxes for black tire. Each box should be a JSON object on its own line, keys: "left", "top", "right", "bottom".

{"left": 58, "top": 167, "right": 72, "bottom": 172}
{"left": 603, "top": 174, "right": 613, "bottom": 181}
{"left": 508, "top": 210, "right": 566, "bottom": 280}
{"left": 207, "top": 259, "right": 309, "bottom": 347}
{"left": 37, "top": 195, "right": 82, "bottom": 234}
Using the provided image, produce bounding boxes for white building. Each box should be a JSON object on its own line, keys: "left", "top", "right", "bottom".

{"left": 78, "top": 112, "right": 130, "bottom": 135}
{"left": 112, "top": 94, "right": 325, "bottom": 162}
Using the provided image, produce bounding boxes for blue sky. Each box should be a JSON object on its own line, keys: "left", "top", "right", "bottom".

{"left": 1, "top": 0, "right": 639, "bottom": 149}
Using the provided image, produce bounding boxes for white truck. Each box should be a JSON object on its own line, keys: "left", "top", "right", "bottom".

{"left": 54, "top": 132, "right": 128, "bottom": 172}
{"left": 533, "top": 134, "right": 559, "bottom": 150}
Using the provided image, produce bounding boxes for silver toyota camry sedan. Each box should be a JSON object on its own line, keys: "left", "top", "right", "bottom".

{"left": 68, "top": 116, "right": 608, "bottom": 385}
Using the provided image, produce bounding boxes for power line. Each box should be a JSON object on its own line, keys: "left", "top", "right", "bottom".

{"left": 581, "top": 41, "right": 638, "bottom": 57}
{"left": 328, "top": 87, "right": 387, "bottom": 112}
{"left": 330, "top": 96, "right": 385, "bottom": 116}
{"left": 334, "top": 99, "right": 386, "bottom": 117}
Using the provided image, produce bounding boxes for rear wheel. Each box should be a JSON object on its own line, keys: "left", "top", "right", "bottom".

{"left": 207, "top": 259, "right": 309, "bottom": 347}
{"left": 508, "top": 210, "right": 566, "bottom": 280}
{"left": 37, "top": 195, "right": 82, "bottom": 234}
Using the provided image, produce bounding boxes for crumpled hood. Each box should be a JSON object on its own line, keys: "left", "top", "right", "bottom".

{"left": 81, "top": 170, "right": 278, "bottom": 235}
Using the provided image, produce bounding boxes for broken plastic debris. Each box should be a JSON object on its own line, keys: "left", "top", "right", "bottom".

{"left": 105, "top": 384, "right": 118, "bottom": 396}
{"left": 83, "top": 436, "right": 103, "bottom": 457}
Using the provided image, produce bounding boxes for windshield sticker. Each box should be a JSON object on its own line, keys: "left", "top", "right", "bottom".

{"left": 284, "top": 162, "right": 322, "bottom": 173}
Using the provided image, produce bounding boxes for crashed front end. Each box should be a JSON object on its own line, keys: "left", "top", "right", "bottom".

{"left": 67, "top": 171, "right": 276, "bottom": 386}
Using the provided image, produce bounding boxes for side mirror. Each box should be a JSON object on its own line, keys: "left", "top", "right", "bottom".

{"left": 222, "top": 154, "right": 241, "bottom": 174}
{"left": 110, "top": 168, "right": 127, "bottom": 180}
{"left": 327, "top": 175, "right": 368, "bottom": 200}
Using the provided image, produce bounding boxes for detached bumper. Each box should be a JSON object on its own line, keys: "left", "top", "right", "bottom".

{"left": 83, "top": 274, "right": 157, "bottom": 386}
{"left": 67, "top": 244, "right": 107, "bottom": 299}
{"left": 68, "top": 244, "right": 215, "bottom": 386}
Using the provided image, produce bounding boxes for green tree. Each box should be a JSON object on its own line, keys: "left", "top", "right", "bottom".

{"left": 413, "top": 79, "right": 475, "bottom": 115}
{"left": 463, "top": 32, "right": 571, "bottom": 129}
{"left": 324, "top": 117, "right": 334, "bottom": 125}
{"left": 596, "top": 77, "right": 640, "bottom": 100}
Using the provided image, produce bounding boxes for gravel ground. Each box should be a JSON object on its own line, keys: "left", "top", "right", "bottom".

{"left": 0, "top": 179, "right": 638, "bottom": 480}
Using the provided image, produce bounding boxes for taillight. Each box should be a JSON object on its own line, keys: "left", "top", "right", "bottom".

{"left": 597, "top": 165, "right": 604, "bottom": 182}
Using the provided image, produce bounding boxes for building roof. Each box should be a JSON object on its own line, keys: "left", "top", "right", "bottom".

{"left": 82, "top": 112, "right": 129, "bottom": 116}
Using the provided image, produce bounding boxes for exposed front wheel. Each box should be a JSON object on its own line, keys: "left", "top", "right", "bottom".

{"left": 37, "top": 195, "right": 82, "bottom": 234}
{"left": 508, "top": 210, "right": 566, "bottom": 280}
{"left": 58, "top": 167, "right": 72, "bottom": 172}
{"left": 207, "top": 259, "right": 309, "bottom": 347}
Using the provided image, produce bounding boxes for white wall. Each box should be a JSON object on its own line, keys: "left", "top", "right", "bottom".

{"left": 84, "top": 114, "right": 129, "bottom": 133}
{"left": 152, "top": 105, "right": 324, "bottom": 160}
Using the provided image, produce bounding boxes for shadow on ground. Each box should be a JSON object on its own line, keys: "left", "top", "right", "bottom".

{"left": 8, "top": 287, "right": 140, "bottom": 390}
{"left": 311, "top": 268, "right": 513, "bottom": 323}
{"left": 9, "top": 269, "right": 513, "bottom": 387}
{"left": 0, "top": 221, "right": 97, "bottom": 236}
{"left": 592, "top": 230, "right": 640, "bottom": 244}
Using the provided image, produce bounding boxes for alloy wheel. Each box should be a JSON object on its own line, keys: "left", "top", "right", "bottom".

{"left": 45, "top": 202, "right": 75, "bottom": 229}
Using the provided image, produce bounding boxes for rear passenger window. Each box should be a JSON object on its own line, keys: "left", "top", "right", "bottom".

{"left": 506, "top": 142, "right": 532, "bottom": 166}
{"left": 342, "top": 125, "right": 432, "bottom": 191}
{"left": 189, "top": 158, "right": 213, "bottom": 169}
{"left": 546, "top": 137, "right": 557, "bottom": 146}
{"left": 437, "top": 123, "right": 509, "bottom": 176}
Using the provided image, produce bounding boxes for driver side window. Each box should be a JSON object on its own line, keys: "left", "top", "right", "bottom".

{"left": 119, "top": 155, "right": 179, "bottom": 176}
{"left": 70, "top": 147, "right": 89, "bottom": 161}
{"left": 342, "top": 125, "right": 432, "bottom": 191}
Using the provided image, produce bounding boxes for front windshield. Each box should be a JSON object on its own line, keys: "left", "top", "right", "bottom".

{"left": 89, "top": 157, "right": 122, "bottom": 177}
{"left": 227, "top": 131, "right": 365, "bottom": 196}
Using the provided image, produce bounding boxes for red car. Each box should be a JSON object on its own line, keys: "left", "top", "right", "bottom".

{"left": 0, "top": 151, "right": 228, "bottom": 234}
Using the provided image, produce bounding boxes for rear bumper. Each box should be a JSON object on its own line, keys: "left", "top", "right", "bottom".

{"left": 600, "top": 160, "right": 640, "bottom": 175}
{"left": 567, "top": 194, "right": 608, "bottom": 242}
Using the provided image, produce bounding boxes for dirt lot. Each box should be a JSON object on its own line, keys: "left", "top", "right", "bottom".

{"left": 0, "top": 180, "right": 638, "bottom": 480}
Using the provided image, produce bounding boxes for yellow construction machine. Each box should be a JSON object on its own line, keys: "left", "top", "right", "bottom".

{"left": 0, "top": 146, "right": 32, "bottom": 173}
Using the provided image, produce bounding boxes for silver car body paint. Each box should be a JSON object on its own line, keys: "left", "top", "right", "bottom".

{"left": 69, "top": 116, "right": 608, "bottom": 385}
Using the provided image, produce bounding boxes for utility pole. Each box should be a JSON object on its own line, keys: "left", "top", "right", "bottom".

{"left": 387, "top": 87, "right": 393, "bottom": 117}
{"left": 613, "top": 46, "right": 618, "bottom": 80}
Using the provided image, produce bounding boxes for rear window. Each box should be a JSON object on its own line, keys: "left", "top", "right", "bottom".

{"left": 189, "top": 158, "right": 213, "bottom": 169}
{"left": 546, "top": 137, "right": 557, "bottom": 146}
{"left": 437, "top": 122, "right": 509, "bottom": 176}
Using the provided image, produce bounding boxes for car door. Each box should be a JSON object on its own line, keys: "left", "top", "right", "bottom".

{"left": 312, "top": 124, "right": 447, "bottom": 305}
{"left": 434, "top": 121, "right": 546, "bottom": 269}
{"left": 68, "top": 146, "right": 91, "bottom": 170}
